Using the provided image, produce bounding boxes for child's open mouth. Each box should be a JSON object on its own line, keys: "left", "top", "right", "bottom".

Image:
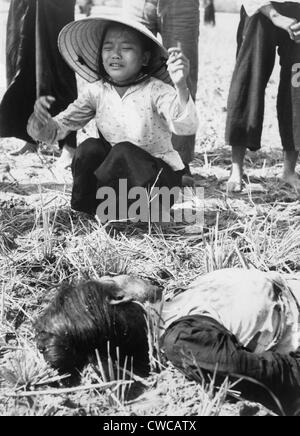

{"left": 109, "top": 63, "right": 123, "bottom": 69}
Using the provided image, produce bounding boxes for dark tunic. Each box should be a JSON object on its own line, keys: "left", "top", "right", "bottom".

{"left": 0, "top": 0, "right": 77, "bottom": 148}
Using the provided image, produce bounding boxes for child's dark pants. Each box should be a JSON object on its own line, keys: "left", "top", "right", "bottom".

{"left": 71, "top": 137, "right": 183, "bottom": 215}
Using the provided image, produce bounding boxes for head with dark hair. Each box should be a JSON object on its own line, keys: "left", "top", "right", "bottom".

{"left": 34, "top": 276, "right": 161, "bottom": 376}
{"left": 98, "top": 22, "right": 157, "bottom": 85}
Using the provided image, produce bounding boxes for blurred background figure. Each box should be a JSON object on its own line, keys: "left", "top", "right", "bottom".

{"left": 204, "top": 0, "right": 216, "bottom": 26}
{"left": 78, "top": 0, "right": 94, "bottom": 17}
{"left": 0, "top": 0, "right": 77, "bottom": 168}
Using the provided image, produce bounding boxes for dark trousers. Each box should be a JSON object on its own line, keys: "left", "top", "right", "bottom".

{"left": 71, "top": 138, "right": 183, "bottom": 215}
{"left": 225, "top": 4, "right": 300, "bottom": 151}
{"left": 162, "top": 315, "right": 300, "bottom": 416}
{"left": 160, "top": 0, "right": 200, "bottom": 164}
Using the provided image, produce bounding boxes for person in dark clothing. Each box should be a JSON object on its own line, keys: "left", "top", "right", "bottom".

{"left": 0, "top": 0, "right": 77, "bottom": 168}
{"left": 226, "top": 2, "right": 300, "bottom": 193}
{"left": 204, "top": 0, "right": 216, "bottom": 26}
{"left": 35, "top": 269, "right": 300, "bottom": 416}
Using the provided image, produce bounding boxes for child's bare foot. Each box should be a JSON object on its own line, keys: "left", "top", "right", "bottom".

{"left": 227, "top": 173, "right": 243, "bottom": 193}
{"left": 282, "top": 172, "right": 300, "bottom": 192}
{"left": 54, "top": 145, "right": 76, "bottom": 170}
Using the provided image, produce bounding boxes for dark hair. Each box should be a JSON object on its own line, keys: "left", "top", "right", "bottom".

{"left": 34, "top": 280, "right": 150, "bottom": 376}
{"left": 98, "top": 22, "right": 157, "bottom": 82}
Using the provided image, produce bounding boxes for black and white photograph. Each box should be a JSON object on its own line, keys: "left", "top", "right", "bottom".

{"left": 0, "top": 0, "right": 300, "bottom": 419}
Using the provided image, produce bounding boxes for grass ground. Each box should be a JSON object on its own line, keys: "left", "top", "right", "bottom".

{"left": 0, "top": 11, "right": 300, "bottom": 416}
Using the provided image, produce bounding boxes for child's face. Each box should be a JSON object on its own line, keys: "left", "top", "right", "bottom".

{"left": 101, "top": 25, "right": 150, "bottom": 84}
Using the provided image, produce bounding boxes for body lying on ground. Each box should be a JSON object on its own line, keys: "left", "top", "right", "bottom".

{"left": 35, "top": 268, "right": 300, "bottom": 415}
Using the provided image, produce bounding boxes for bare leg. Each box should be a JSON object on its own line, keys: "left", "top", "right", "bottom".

{"left": 282, "top": 150, "right": 300, "bottom": 192}
{"left": 227, "top": 146, "right": 247, "bottom": 192}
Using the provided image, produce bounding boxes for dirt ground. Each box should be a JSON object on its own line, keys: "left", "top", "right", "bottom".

{"left": 0, "top": 8, "right": 300, "bottom": 417}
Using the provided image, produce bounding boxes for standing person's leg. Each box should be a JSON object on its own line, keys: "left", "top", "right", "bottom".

{"left": 276, "top": 4, "right": 300, "bottom": 191}
{"left": 204, "top": 1, "right": 216, "bottom": 26}
{"left": 162, "top": 315, "right": 300, "bottom": 416}
{"left": 5, "top": 0, "right": 39, "bottom": 155}
{"left": 211, "top": 1, "right": 216, "bottom": 27}
{"left": 0, "top": 0, "right": 37, "bottom": 148}
{"left": 36, "top": 0, "right": 77, "bottom": 168}
{"left": 226, "top": 9, "right": 277, "bottom": 192}
{"left": 159, "top": 0, "right": 200, "bottom": 175}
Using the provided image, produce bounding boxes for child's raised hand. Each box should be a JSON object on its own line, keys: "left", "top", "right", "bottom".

{"left": 34, "top": 96, "right": 55, "bottom": 125}
{"left": 167, "top": 45, "right": 190, "bottom": 89}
